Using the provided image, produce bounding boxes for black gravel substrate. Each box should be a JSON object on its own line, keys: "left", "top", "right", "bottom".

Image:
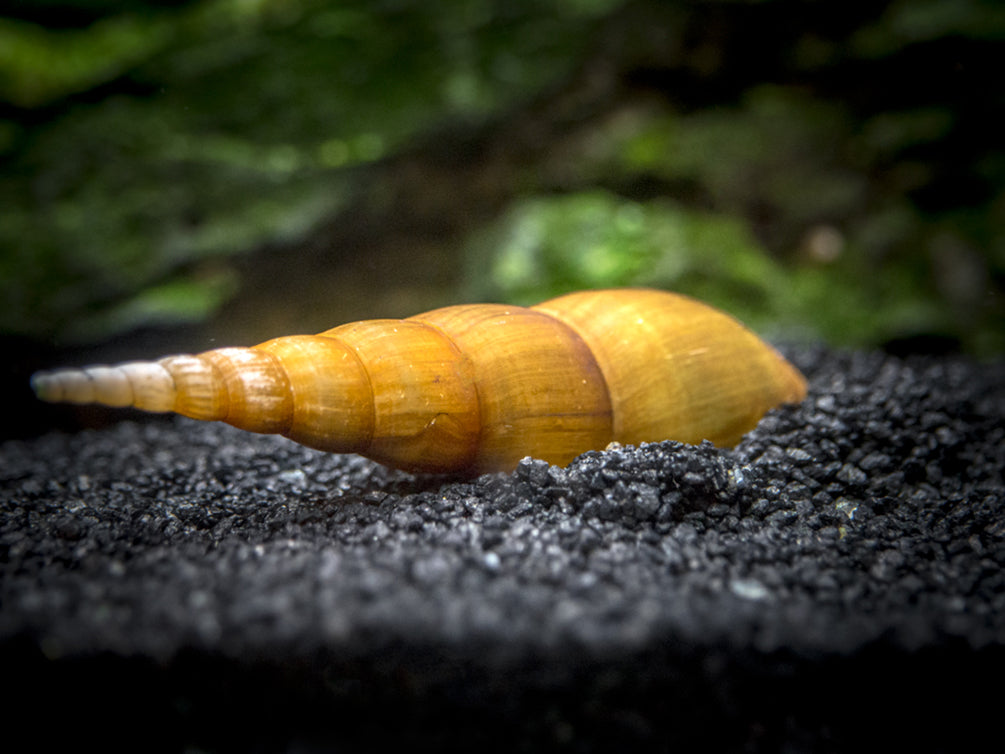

{"left": 2, "top": 346, "right": 1003, "bottom": 752}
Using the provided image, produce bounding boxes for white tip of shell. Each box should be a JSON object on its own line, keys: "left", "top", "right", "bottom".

{"left": 30, "top": 371, "right": 66, "bottom": 403}
{"left": 30, "top": 361, "right": 178, "bottom": 412}
{"left": 31, "top": 368, "right": 105, "bottom": 404}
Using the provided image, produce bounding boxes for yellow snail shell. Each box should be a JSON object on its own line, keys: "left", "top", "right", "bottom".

{"left": 31, "top": 288, "right": 807, "bottom": 474}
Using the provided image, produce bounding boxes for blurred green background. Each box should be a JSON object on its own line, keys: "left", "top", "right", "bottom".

{"left": 2, "top": 0, "right": 1003, "bottom": 397}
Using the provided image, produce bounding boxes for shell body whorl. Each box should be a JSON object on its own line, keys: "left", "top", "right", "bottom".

{"left": 31, "top": 289, "right": 807, "bottom": 474}
{"left": 533, "top": 289, "right": 807, "bottom": 448}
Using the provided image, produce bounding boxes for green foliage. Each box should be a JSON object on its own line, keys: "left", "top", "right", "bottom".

{"left": 0, "top": 14, "right": 175, "bottom": 108}
{"left": 851, "top": 0, "right": 1005, "bottom": 53}
{"left": 480, "top": 75, "right": 1002, "bottom": 352}
{"left": 464, "top": 191, "right": 958, "bottom": 346}
{"left": 0, "top": 0, "right": 615, "bottom": 342}
{"left": 2, "top": 0, "right": 1002, "bottom": 354}
{"left": 466, "top": 191, "right": 767, "bottom": 297}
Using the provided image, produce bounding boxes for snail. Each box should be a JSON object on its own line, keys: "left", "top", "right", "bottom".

{"left": 31, "top": 288, "right": 807, "bottom": 474}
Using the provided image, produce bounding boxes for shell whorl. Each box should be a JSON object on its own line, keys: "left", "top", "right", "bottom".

{"left": 31, "top": 289, "right": 808, "bottom": 474}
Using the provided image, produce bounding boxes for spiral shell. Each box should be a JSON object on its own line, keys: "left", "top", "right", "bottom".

{"left": 31, "top": 289, "right": 807, "bottom": 474}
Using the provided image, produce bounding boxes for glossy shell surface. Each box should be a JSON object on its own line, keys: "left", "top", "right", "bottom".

{"left": 32, "top": 289, "right": 807, "bottom": 473}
